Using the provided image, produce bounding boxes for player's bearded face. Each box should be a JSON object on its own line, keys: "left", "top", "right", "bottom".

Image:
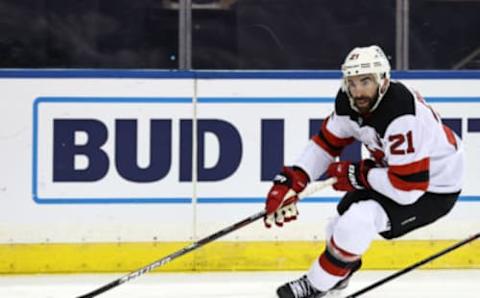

{"left": 353, "top": 91, "right": 379, "bottom": 114}
{"left": 346, "top": 74, "right": 379, "bottom": 114}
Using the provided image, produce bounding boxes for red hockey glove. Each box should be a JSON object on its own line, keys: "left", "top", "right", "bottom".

{"left": 327, "top": 159, "right": 375, "bottom": 192}
{"left": 264, "top": 166, "right": 309, "bottom": 228}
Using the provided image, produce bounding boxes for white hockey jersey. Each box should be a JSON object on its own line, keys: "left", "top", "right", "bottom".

{"left": 295, "top": 81, "right": 464, "bottom": 205}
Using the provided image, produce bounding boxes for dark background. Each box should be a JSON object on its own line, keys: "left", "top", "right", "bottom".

{"left": 0, "top": 0, "right": 478, "bottom": 69}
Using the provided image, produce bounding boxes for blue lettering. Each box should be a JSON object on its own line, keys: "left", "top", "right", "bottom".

{"left": 180, "top": 119, "right": 243, "bottom": 181}
{"left": 199, "top": 120, "right": 242, "bottom": 181}
{"left": 51, "top": 116, "right": 474, "bottom": 184}
{"left": 443, "top": 118, "right": 462, "bottom": 137}
{"left": 115, "top": 119, "right": 172, "bottom": 182}
{"left": 53, "top": 119, "right": 109, "bottom": 181}
{"left": 179, "top": 119, "right": 192, "bottom": 182}
{"left": 261, "top": 119, "right": 284, "bottom": 180}
{"left": 467, "top": 118, "right": 480, "bottom": 132}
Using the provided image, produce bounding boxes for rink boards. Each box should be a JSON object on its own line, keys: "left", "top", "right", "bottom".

{"left": 0, "top": 70, "right": 479, "bottom": 273}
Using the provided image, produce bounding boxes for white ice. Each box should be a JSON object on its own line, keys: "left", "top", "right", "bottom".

{"left": 0, "top": 270, "right": 479, "bottom": 298}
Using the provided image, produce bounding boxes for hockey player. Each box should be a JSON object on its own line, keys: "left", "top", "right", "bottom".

{"left": 264, "top": 45, "right": 464, "bottom": 298}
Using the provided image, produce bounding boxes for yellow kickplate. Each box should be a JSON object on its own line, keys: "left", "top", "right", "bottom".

{"left": 0, "top": 240, "right": 478, "bottom": 274}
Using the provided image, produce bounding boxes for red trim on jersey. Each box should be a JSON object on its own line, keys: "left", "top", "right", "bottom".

{"left": 367, "top": 147, "right": 386, "bottom": 165}
{"left": 389, "top": 158, "right": 429, "bottom": 175}
{"left": 388, "top": 158, "right": 430, "bottom": 191}
{"left": 319, "top": 254, "right": 350, "bottom": 276}
{"left": 443, "top": 125, "right": 458, "bottom": 150}
{"left": 318, "top": 237, "right": 359, "bottom": 276}
{"left": 312, "top": 117, "right": 354, "bottom": 157}
{"left": 321, "top": 117, "right": 354, "bottom": 148}
{"left": 330, "top": 237, "right": 358, "bottom": 258}
{"left": 388, "top": 175, "right": 429, "bottom": 191}
{"left": 312, "top": 135, "right": 339, "bottom": 157}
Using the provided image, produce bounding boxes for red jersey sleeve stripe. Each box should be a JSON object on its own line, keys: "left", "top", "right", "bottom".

{"left": 389, "top": 157, "right": 429, "bottom": 176}
{"left": 321, "top": 117, "right": 355, "bottom": 148}
{"left": 312, "top": 135, "right": 341, "bottom": 157}
{"left": 388, "top": 174, "right": 429, "bottom": 191}
{"left": 311, "top": 117, "right": 354, "bottom": 157}
{"left": 388, "top": 158, "right": 430, "bottom": 191}
{"left": 330, "top": 237, "right": 358, "bottom": 258}
{"left": 443, "top": 125, "right": 458, "bottom": 150}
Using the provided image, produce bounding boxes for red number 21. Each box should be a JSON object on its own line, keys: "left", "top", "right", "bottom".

{"left": 389, "top": 131, "right": 415, "bottom": 155}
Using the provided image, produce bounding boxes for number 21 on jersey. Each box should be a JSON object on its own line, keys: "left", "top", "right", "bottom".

{"left": 389, "top": 131, "right": 415, "bottom": 155}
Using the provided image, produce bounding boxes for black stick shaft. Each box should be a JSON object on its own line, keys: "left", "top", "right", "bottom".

{"left": 76, "top": 210, "right": 266, "bottom": 298}
{"left": 345, "top": 232, "right": 480, "bottom": 298}
{"left": 76, "top": 178, "right": 335, "bottom": 298}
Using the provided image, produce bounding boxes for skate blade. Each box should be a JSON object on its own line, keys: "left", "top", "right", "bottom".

{"left": 326, "top": 288, "right": 344, "bottom": 297}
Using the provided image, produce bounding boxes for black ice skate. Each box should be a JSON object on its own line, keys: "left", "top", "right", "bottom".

{"left": 276, "top": 275, "right": 327, "bottom": 298}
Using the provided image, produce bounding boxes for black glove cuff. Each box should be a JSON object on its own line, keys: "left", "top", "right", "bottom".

{"left": 273, "top": 172, "right": 291, "bottom": 186}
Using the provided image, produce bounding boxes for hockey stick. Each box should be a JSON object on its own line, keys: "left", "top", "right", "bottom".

{"left": 76, "top": 177, "right": 337, "bottom": 298}
{"left": 344, "top": 232, "right": 480, "bottom": 298}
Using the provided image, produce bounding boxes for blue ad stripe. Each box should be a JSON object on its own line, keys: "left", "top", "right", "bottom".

{"left": 33, "top": 197, "right": 193, "bottom": 204}
{"left": 426, "top": 97, "right": 480, "bottom": 103}
{"left": 198, "top": 97, "right": 334, "bottom": 103}
{"left": 33, "top": 196, "right": 480, "bottom": 204}
{"left": 2, "top": 69, "right": 480, "bottom": 79}
{"left": 33, "top": 96, "right": 480, "bottom": 104}
{"left": 198, "top": 97, "right": 480, "bottom": 103}
{"left": 35, "top": 97, "right": 193, "bottom": 103}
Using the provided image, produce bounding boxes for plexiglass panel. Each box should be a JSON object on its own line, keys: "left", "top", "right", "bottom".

{"left": 409, "top": 0, "right": 480, "bottom": 69}
{"left": 192, "top": 0, "right": 396, "bottom": 69}
{"left": 0, "top": 0, "right": 178, "bottom": 68}
{"left": 0, "top": 0, "right": 478, "bottom": 69}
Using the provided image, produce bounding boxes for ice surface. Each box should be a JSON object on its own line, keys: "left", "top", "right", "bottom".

{"left": 0, "top": 270, "right": 478, "bottom": 298}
